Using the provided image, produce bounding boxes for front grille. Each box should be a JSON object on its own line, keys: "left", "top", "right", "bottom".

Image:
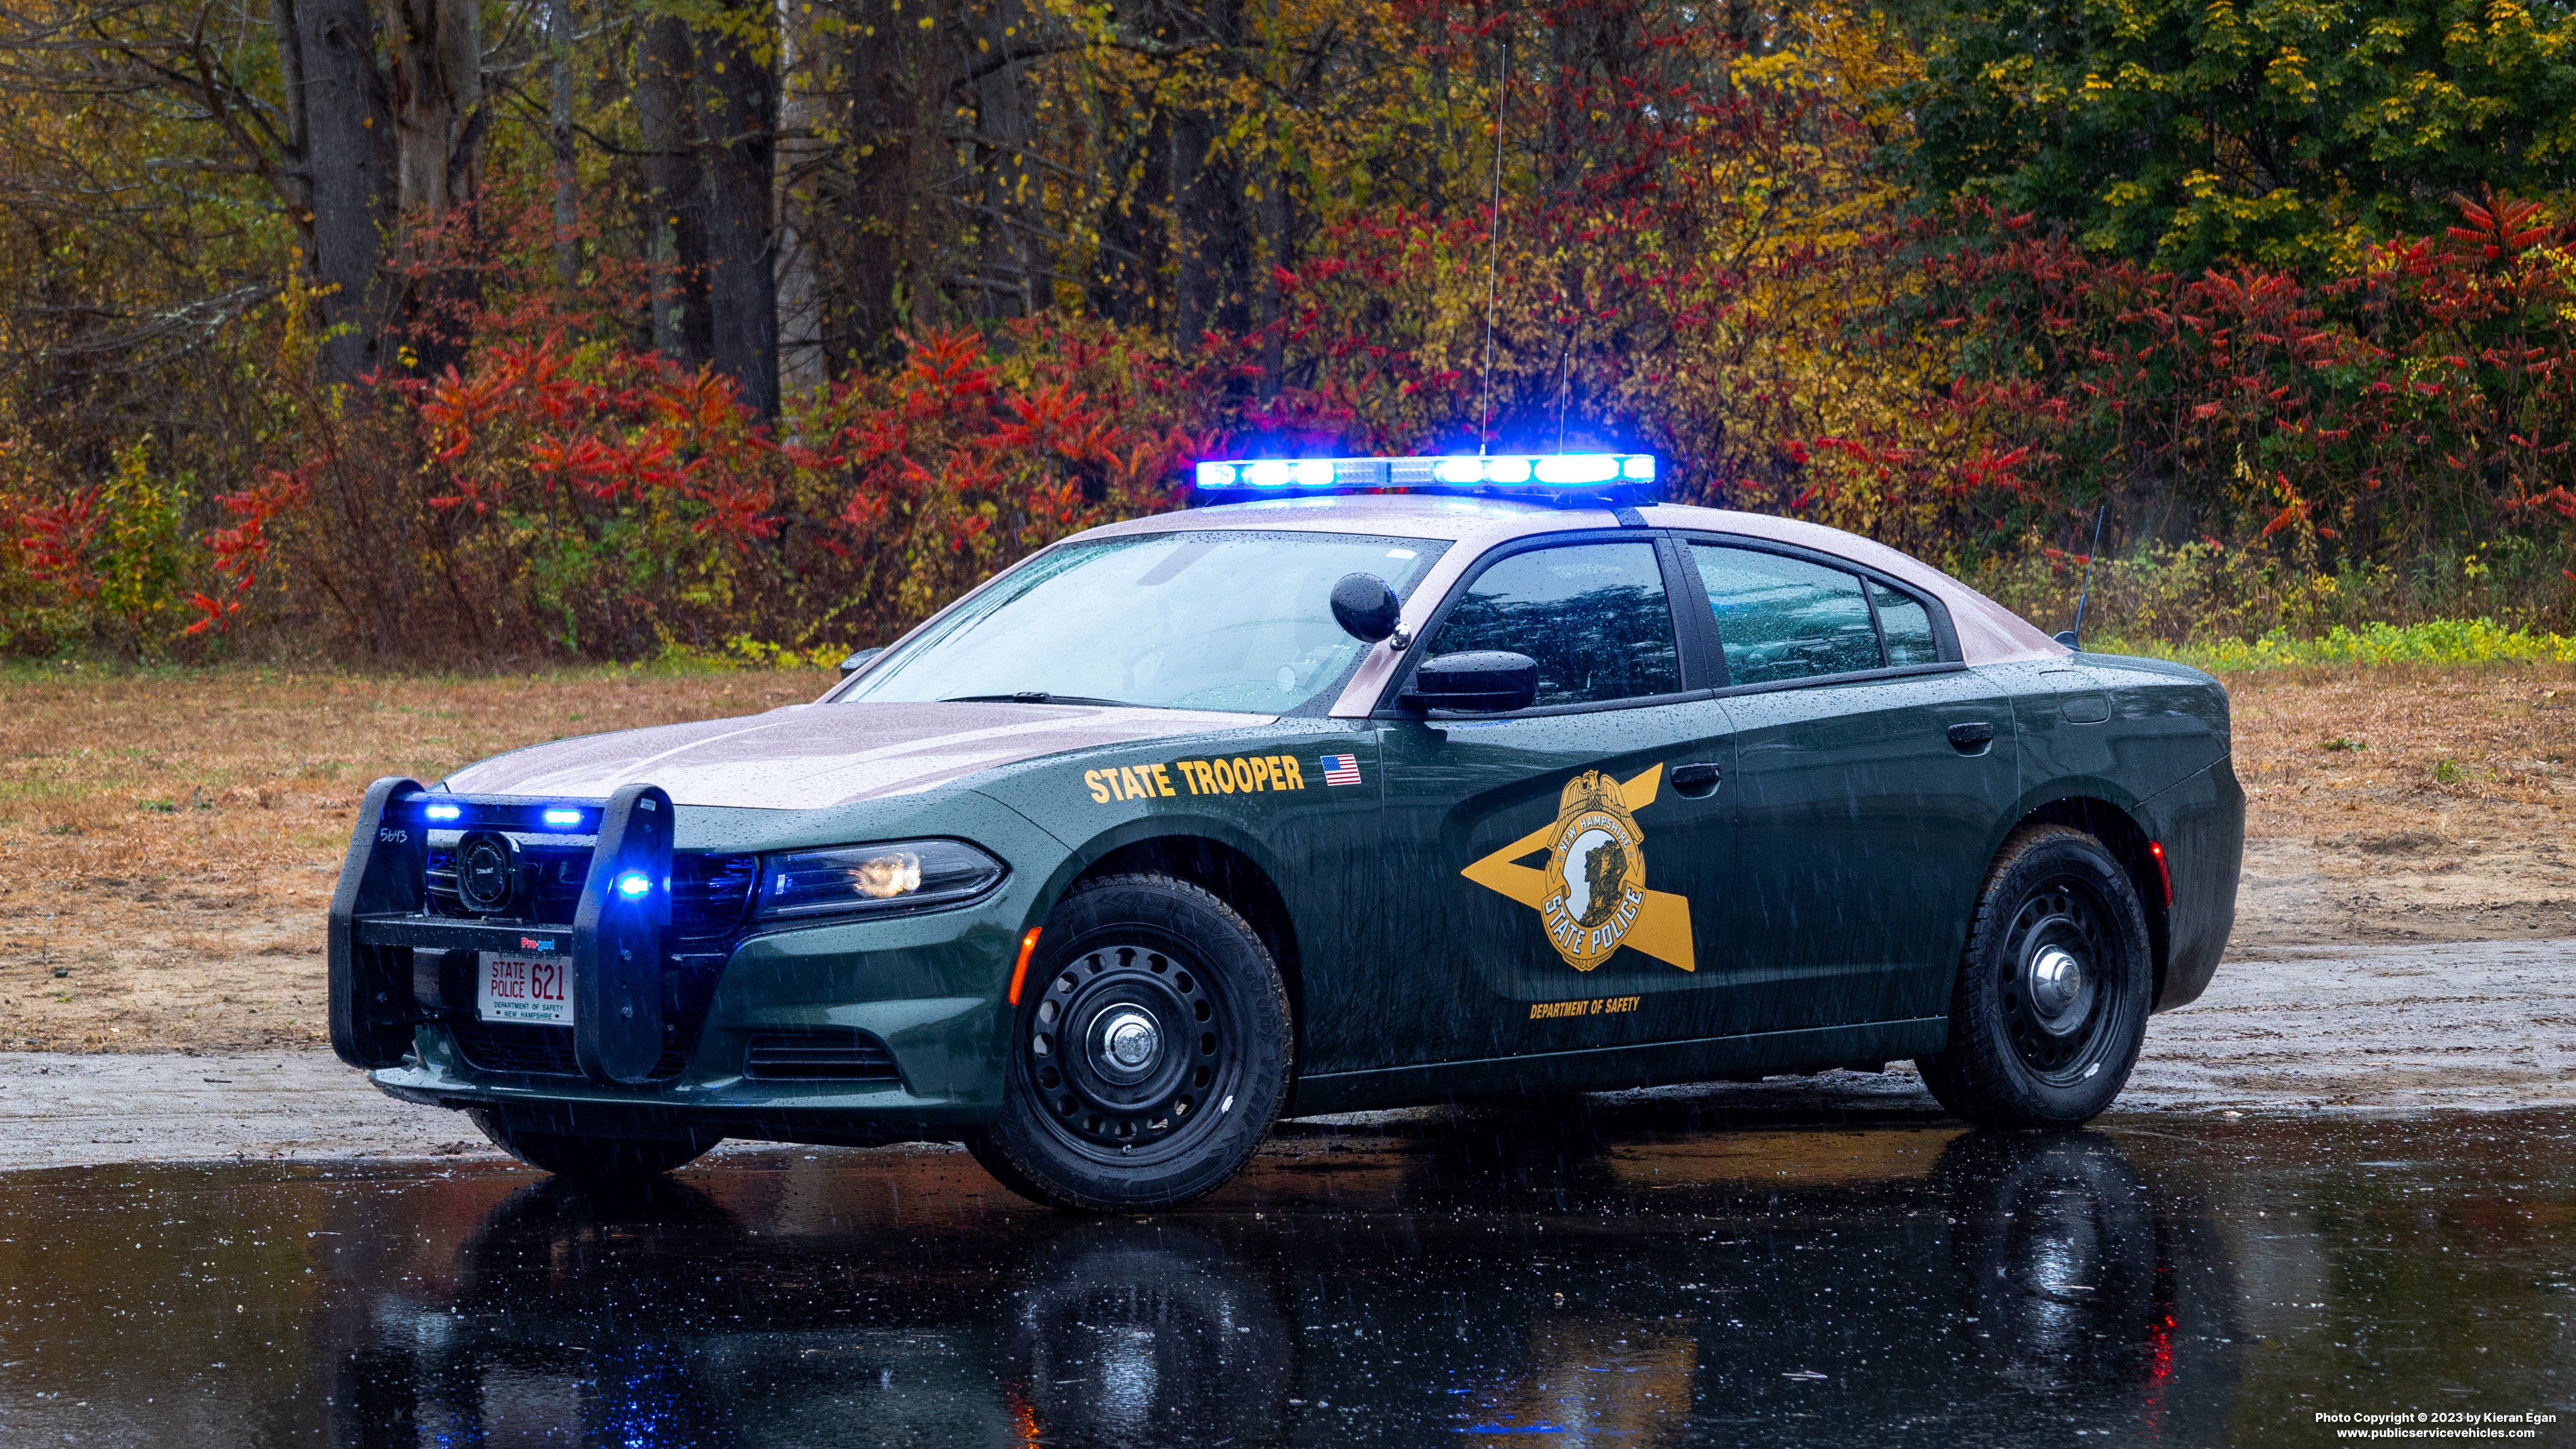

{"left": 427, "top": 847, "right": 758, "bottom": 939}
{"left": 448, "top": 1019, "right": 691, "bottom": 1081}
{"left": 743, "top": 1030, "right": 899, "bottom": 1082}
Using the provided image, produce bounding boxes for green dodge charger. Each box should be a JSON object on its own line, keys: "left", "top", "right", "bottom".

{"left": 329, "top": 453, "right": 2243, "bottom": 1210}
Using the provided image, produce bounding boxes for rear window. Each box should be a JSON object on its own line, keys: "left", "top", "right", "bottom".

{"left": 1688, "top": 544, "right": 1944, "bottom": 685}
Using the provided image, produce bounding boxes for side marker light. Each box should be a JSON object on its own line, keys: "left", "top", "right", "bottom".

{"left": 1008, "top": 927, "right": 1043, "bottom": 1007}
{"left": 2147, "top": 841, "right": 2173, "bottom": 906}
{"left": 542, "top": 808, "right": 585, "bottom": 828}
{"left": 424, "top": 804, "right": 462, "bottom": 822}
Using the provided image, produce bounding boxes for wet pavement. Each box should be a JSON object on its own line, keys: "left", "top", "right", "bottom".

{"left": 1, "top": 1102, "right": 2570, "bottom": 1446}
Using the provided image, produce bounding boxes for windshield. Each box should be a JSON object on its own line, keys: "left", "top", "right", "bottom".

{"left": 840, "top": 529, "right": 1451, "bottom": 713}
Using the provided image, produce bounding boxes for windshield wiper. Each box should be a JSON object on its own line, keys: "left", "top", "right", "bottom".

{"left": 941, "top": 692, "right": 1148, "bottom": 708}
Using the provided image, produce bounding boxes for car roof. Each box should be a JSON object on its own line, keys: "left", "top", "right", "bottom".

{"left": 1086, "top": 494, "right": 2066, "bottom": 709}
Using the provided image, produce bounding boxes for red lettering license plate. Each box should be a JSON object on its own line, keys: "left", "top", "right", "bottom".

{"left": 476, "top": 952, "right": 574, "bottom": 1026}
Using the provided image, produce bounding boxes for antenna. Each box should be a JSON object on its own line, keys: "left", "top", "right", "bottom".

{"left": 1476, "top": 38, "right": 1509, "bottom": 457}
{"left": 2058, "top": 502, "right": 2108, "bottom": 650}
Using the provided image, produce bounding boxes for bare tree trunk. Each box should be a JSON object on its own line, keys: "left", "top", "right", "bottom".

{"left": 968, "top": 0, "right": 1041, "bottom": 321}
{"left": 289, "top": 0, "right": 396, "bottom": 385}
{"left": 379, "top": 0, "right": 484, "bottom": 371}
{"left": 1166, "top": 0, "right": 1246, "bottom": 350}
{"left": 773, "top": 0, "right": 826, "bottom": 396}
{"left": 550, "top": 0, "right": 577, "bottom": 295}
{"left": 698, "top": 16, "right": 780, "bottom": 418}
{"left": 636, "top": 15, "right": 711, "bottom": 363}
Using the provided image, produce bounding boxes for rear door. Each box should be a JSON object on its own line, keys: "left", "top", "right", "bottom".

{"left": 1676, "top": 538, "right": 2020, "bottom": 1031}
{"left": 1360, "top": 533, "right": 1739, "bottom": 1077}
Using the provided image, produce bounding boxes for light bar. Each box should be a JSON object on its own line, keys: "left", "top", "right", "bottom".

{"left": 541, "top": 808, "right": 586, "bottom": 829}
{"left": 1193, "top": 452, "right": 1657, "bottom": 502}
{"left": 422, "top": 803, "right": 463, "bottom": 822}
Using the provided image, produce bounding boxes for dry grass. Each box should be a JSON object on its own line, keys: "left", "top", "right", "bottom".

{"left": 0, "top": 659, "right": 2568, "bottom": 1055}
{"left": 0, "top": 665, "right": 831, "bottom": 1052}
{"left": 2220, "top": 661, "right": 2576, "bottom": 946}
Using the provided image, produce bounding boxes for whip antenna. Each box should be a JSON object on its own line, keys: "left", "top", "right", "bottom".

{"left": 2060, "top": 502, "right": 2108, "bottom": 651}
{"left": 1476, "top": 38, "right": 1509, "bottom": 456}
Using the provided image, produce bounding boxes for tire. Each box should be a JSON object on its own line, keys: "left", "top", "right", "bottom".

{"left": 1915, "top": 825, "right": 2152, "bottom": 1128}
{"left": 468, "top": 1106, "right": 718, "bottom": 1180}
{"left": 966, "top": 873, "right": 1292, "bottom": 1212}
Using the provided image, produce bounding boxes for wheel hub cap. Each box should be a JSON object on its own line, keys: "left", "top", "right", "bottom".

{"left": 1095, "top": 1010, "right": 1161, "bottom": 1081}
{"left": 2027, "top": 947, "right": 2087, "bottom": 1024}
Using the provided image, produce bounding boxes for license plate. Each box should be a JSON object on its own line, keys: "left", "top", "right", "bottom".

{"left": 477, "top": 952, "right": 574, "bottom": 1026}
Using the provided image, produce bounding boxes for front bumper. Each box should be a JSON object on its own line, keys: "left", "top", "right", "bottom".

{"left": 329, "top": 776, "right": 1045, "bottom": 1141}
{"left": 372, "top": 903, "right": 1025, "bottom": 1142}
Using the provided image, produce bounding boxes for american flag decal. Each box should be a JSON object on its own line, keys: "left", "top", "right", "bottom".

{"left": 1321, "top": 754, "right": 1363, "bottom": 787}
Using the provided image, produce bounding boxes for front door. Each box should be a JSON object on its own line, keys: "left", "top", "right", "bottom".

{"left": 1677, "top": 538, "right": 2021, "bottom": 1031}
{"left": 1367, "top": 535, "right": 1738, "bottom": 1081}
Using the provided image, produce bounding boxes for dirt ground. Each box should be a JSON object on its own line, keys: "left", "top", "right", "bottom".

{"left": 0, "top": 660, "right": 2568, "bottom": 1055}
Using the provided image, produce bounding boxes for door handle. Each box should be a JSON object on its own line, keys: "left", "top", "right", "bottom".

{"left": 1670, "top": 762, "right": 1723, "bottom": 796}
{"left": 1947, "top": 721, "right": 1996, "bottom": 752}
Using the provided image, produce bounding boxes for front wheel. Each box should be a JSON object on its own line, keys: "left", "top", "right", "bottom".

{"left": 967, "top": 873, "right": 1292, "bottom": 1212}
{"left": 1916, "top": 825, "right": 2153, "bottom": 1128}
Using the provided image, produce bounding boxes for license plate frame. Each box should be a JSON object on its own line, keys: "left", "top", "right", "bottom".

{"left": 476, "top": 952, "right": 575, "bottom": 1026}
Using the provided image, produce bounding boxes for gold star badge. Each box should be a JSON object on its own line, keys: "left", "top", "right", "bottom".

{"left": 1459, "top": 763, "right": 1695, "bottom": 973}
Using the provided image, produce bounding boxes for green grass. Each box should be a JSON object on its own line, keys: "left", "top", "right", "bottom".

{"left": 2103, "top": 618, "right": 2576, "bottom": 671}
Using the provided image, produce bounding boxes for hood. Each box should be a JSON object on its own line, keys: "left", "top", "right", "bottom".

{"left": 440, "top": 701, "right": 1274, "bottom": 810}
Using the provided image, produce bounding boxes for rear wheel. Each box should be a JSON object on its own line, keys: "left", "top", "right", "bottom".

{"left": 1916, "top": 825, "right": 2152, "bottom": 1128}
{"left": 468, "top": 1107, "right": 718, "bottom": 1180}
{"left": 967, "top": 873, "right": 1291, "bottom": 1211}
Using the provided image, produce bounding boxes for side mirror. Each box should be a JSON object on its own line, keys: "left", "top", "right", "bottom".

{"left": 838, "top": 647, "right": 885, "bottom": 678}
{"left": 1330, "top": 573, "right": 1403, "bottom": 643}
{"left": 1403, "top": 651, "right": 1538, "bottom": 713}
{"left": 2051, "top": 630, "right": 2080, "bottom": 651}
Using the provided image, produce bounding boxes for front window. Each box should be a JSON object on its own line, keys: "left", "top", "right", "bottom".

{"left": 841, "top": 530, "right": 1449, "bottom": 714}
{"left": 1423, "top": 541, "right": 1682, "bottom": 707}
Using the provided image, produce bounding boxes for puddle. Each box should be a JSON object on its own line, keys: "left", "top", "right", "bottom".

{"left": 0, "top": 1108, "right": 2570, "bottom": 1445}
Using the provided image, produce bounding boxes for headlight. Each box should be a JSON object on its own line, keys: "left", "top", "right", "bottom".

{"left": 756, "top": 839, "right": 1006, "bottom": 920}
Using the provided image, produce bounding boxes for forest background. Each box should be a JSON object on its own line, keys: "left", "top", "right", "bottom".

{"left": 4, "top": 0, "right": 2576, "bottom": 664}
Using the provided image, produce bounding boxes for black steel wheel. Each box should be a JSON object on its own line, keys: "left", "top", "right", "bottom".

{"left": 968, "top": 873, "right": 1291, "bottom": 1211}
{"left": 468, "top": 1107, "right": 718, "bottom": 1180}
{"left": 1916, "top": 825, "right": 2152, "bottom": 1128}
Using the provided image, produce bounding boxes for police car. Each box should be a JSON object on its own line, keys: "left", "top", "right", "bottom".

{"left": 329, "top": 452, "right": 2243, "bottom": 1210}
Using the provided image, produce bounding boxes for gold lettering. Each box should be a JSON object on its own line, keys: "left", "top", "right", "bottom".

{"left": 1151, "top": 763, "right": 1176, "bottom": 797}
{"left": 1214, "top": 759, "right": 1237, "bottom": 794}
{"left": 1279, "top": 755, "right": 1305, "bottom": 790}
{"left": 1084, "top": 770, "right": 1110, "bottom": 805}
{"left": 1116, "top": 766, "right": 1143, "bottom": 800}
{"left": 1249, "top": 757, "right": 1273, "bottom": 791}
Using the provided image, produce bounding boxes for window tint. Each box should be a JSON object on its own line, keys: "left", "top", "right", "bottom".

{"left": 1427, "top": 542, "right": 1681, "bottom": 707}
{"left": 1873, "top": 582, "right": 1940, "bottom": 665}
{"left": 1690, "top": 545, "right": 1881, "bottom": 684}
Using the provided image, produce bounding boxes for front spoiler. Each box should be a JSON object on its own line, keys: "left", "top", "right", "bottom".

{"left": 369, "top": 1055, "right": 990, "bottom": 1147}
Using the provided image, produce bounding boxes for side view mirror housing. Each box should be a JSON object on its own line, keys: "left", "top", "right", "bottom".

{"left": 1402, "top": 651, "right": 1538, "bottom": 714}
{"left": 839, "top": 647, "right": 885, "bottom": 678}
{"left": 1330, "top": 573, "right": 1403, "bottom": 644}
{"left": 2051, "top": 630, "right": 2080, "bottom": 651}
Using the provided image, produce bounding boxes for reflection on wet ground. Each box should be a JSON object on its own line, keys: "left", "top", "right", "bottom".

{"left": 1, "top": 1102, "right": 2570, "bottom": 1446}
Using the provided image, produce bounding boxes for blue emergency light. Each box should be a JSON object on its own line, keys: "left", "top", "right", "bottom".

{"left": 1190, "top": 452, "right": 1659, "bottom": 504}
